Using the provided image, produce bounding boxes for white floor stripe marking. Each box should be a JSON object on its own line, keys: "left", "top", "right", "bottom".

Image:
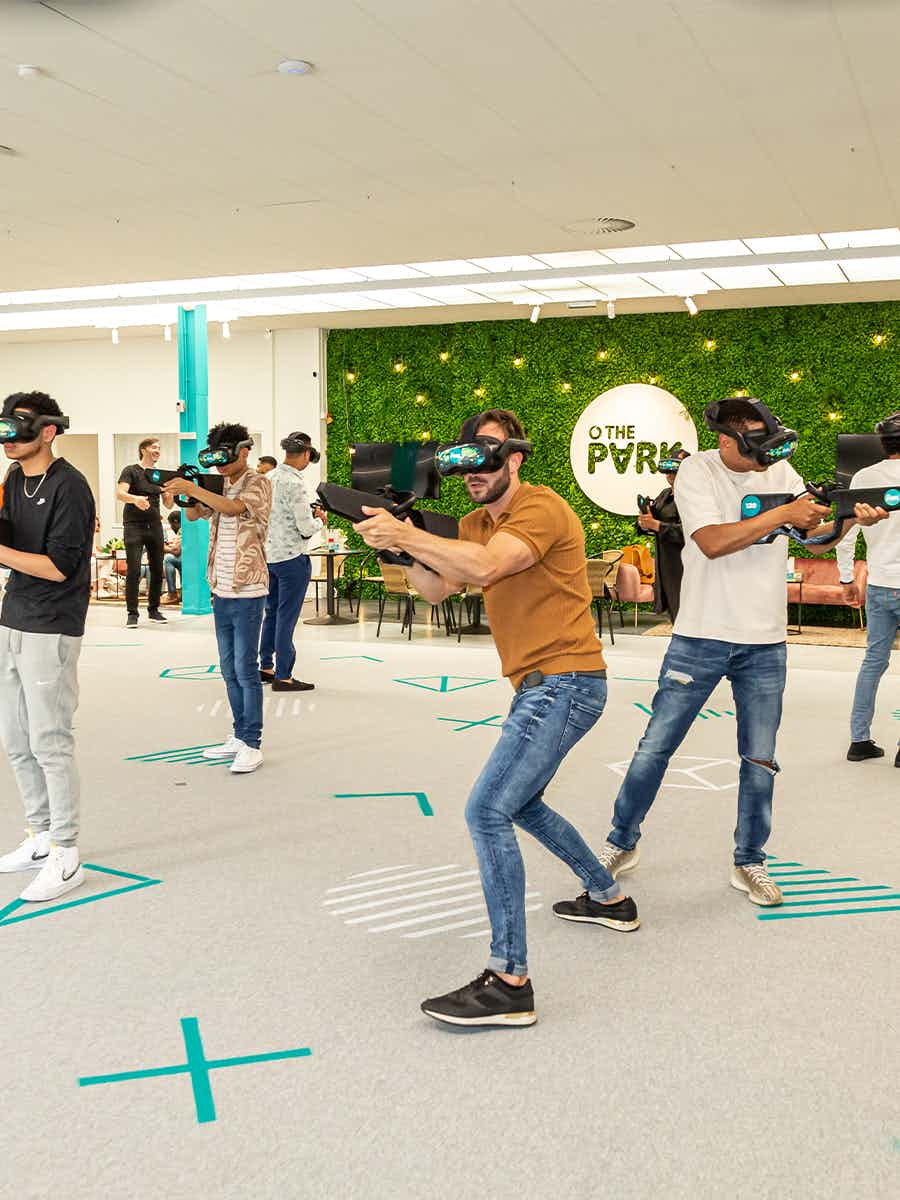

{"left": 347, "top": 865, "right": 414, "bottom": 879}
{"left": 325, "top": 865, "right": 461, "bottom": 894}
{"left": 209, "top": 699, "right": 222, "bottom": 718}
{"left": 196, "top": 703, "right": 205, "bottom": 713}
{"left": 371, "top": 892, "right": 540, "bottom": 933}
{"left": 344, "top": 891, "right": 485, "bottom": 924}
{"left": 292, "top": 699, "right": 301, "bottom": 717}
{"left": 328, "top": 878, "right": 481, "bottom": 913}
{"left": 276, "top": 698, "right": 285, "bottom": 719}
{"left": 459, "top": 928, "right": 492, "bottom": 939}
{"left": 262, "top": 696, "right": 271, "bottom": 715}
{"left": 403, "top": 904, "right": 543, "bottom": 938}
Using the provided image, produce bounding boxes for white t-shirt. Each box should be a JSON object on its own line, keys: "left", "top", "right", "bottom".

{"left": 673, "top": 450, "right": 804, "bottom": 644}
{"left": 834, "top": 459, "right": 900, "bottom": 588}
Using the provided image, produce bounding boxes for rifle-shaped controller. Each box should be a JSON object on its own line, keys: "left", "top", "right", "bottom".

{"left": 145, "top": 465, "right": 226, "bottom": 508}
{"left": 741, "top": 482, "right": 900, "bottom": 546}
{"left": 316, "top": 482, "right": 458, "bottom": 568}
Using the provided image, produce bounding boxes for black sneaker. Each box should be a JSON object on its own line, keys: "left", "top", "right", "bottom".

{"left": 847, "top": 740, "right": 884, "bottom": 762}
{"left": 895, "top": 747, "right": 900, "bottom": 769}
{"left": 272, "top": 678, "right": 315, "bottom": 692}
{"left": 421, "top": 971, "right": 536, "bottom": 1028}
{"left": 260, "top": 670, "right": 275, "bottom": 684}
{"left": 126, "top": 613, "right": 139, "bottom": 628}
{"left": 552, "top": 892, "right": 640, "bottom": 931}
{"left": 147, "top": 609, "right": 167, "bottom": 623}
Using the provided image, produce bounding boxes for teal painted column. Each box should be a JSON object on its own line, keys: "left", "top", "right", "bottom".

{"left": 178, "top": 305, "right": 211, "bottom": 615}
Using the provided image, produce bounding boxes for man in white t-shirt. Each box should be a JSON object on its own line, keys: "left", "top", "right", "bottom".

{"left": 836, "top": 411, "right": 900, "bottom": 766}
{"left": 597, "top": 398, "right": 887, "bottom": 907}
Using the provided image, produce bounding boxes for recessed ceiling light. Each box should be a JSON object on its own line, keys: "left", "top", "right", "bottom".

{"left": 277, "top": 60, "right": 314, "bottom": 76}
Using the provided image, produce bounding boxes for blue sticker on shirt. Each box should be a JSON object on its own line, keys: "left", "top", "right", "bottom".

{"left": 742, "top": 495, "right": 762, "bottom": 518}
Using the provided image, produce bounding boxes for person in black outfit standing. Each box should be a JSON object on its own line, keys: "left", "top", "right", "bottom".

{"left": 117, "top": 436, "right": 172, "bottom": 628}
{"left": 637, "top": 449, "right": 689, "bottom": 623}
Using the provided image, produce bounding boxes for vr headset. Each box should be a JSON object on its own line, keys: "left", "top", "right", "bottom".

{"left": 434, "top": 413, "right": 533, "bottom": 477}
{"left": 658, "top": 455, "right": 686, "bottom": 474}
{"left": 0, "top": 403, "right": 69, "bottom": 444}
{"left": 876, "top": 410, "right": 900, "bottom": 439}
{"left": 281, "top": 431, "right": 320, "bottom": 462}
{"left": 197, "top": 436, "right": 253, "bottom": 469}
{"left": 704, "top": 398, "right": 797, "bottom": 467}
{"left": 145, "top": 464, "right": 225, "bottom": 508}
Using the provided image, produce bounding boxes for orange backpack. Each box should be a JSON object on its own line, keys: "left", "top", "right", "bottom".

{"left": 620, "top": 543, "right": 655, "bottom": 584}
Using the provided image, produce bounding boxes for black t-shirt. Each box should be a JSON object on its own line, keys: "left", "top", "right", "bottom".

{"left": 0, "top": 458, "right": 96, "bottom": 637}
{"left": 118, "top": 463, "right": 162, "bottom": 524}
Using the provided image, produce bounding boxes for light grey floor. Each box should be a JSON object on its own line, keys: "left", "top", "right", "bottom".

{"left": 0, "top": 602, "right": 897, "bottom": 1200}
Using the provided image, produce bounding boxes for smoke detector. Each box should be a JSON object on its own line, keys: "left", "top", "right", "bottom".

{"left": 562, "top": 216, "right": 636, "bottom": 236}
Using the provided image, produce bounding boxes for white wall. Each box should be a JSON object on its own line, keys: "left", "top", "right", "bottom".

{"left": 0, "top": 327, "right": 325, "bottom": 536}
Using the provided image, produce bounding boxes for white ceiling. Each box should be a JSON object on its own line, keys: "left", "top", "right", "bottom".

{"left": 2, "top": 0, "right": 900, "bottom": 320}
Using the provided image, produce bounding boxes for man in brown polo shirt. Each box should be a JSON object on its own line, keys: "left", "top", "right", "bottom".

{"left": 355, "top": 408, "right": 639, "bottom": 1028}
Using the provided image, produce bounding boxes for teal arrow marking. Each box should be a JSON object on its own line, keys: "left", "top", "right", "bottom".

{"left": 395, "top": 675, "right": 495, "bottom": 693}
{"left": 437, "top": 715, "right": 505, "bottom": 732}
{"left": 159, "top": 665, "right": 222, "bottom": 681}
{"left": 334, "top": 791, "right": 433, "bottom": 816}
{"left": 0, "top": 864, "right": 160, "bottom": 928}
{"left": 320, "top": 655, "right": 384, "bottom": 662}
{"left": 126, "top": 743, "right": 222, "bottom": 766}
{"left": 78, "top": 1016, "right": 311, "bottom": 1126}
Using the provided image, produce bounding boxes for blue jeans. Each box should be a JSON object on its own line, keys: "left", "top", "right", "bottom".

{"left": 164, "top": 553, "right": 181, "bottom": 593}
{"left": 465, "top": 673, "right": 618, "bottom": 976}
{"left": 213, "top": 596, "right": 266, "bottom": 749}
{"left": 609, "top": 635, "right": 786, "bottom": 866}
{"left": 851, "top": 584, "right": 900, "bottom": 743}
{"left": 259, "top": 554, "right": 312, "bottom": 680}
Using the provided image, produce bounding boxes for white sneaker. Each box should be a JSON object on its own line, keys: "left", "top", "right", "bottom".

{"left": 20, "top": 845, "right": 85, "bottom": 903}
{"left": 202, "top": 736, "right": 244, "bottom": 760}
{"left": 231, "top": 745, "right": 263, "bottom": 774}
{"left": 0, "top": 830, "right": 51, "bottom": 873}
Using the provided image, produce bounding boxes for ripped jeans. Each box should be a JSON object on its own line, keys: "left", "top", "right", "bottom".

{"left": 609, "top": 636, "right": 786, "bottom": 866}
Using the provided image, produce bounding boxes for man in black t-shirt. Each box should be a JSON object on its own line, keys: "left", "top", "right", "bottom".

{"left": 117, "top": 436, "right": 172, "bottom": 628}
{"left": 0, "top": 391, "right": 95, "bottom": 904}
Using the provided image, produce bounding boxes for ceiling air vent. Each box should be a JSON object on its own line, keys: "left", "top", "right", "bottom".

{"left": 562, "top": 216, "right": 636, "bottom": 236}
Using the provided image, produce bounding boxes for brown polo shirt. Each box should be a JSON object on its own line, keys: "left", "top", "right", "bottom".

{"left": 459, "top": 482, "right": 606, "bottom": 689}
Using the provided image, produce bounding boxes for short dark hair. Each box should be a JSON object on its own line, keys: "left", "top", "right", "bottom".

{"left": 138, "top": 436, "right": 160, "bottom": 456}
{"left": 4, "top": 390, "right": 65, "bottom": 433}
{"left": 258, "top": 455, "right": 277, "bottom": 468}
{"left": 471, "top": 408, "right": 527, "bottom": 442}
{"left": 716, "top": 398, "right": 765, "bottom": 431}
{"left": 881, "top": 433, "right": 900, "bottom": 456}
{"left": 207, "top": 421, "right": 251, "bottom": 448}
{"left": 168, "top": 510, "right": 182, "bottom": 533}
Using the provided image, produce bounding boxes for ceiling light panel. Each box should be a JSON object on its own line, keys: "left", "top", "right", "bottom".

{"left": 347, "top": 264, "right": 428, "bottom": 281}
{"left": 413, "top": 286, "right": 498, "bottom": 305}
{"left": 669, "top": 240, "right": 751, "bottom": 259}
{"left": 361, "top": 289, "right": 442, "bottom": 307}
{"left": 0, "top": 284, "right": 121, "bottom": 306}
{"left": 703, "top": 266, "right": 782, "bottom": 289}
{"left": 117, "top": 278, "right": 236, "bottom": 298}
{"left": 839, "top": 257, "right": 900, "bottom": 282}
{"left": 821, "top": 228, "right": 900, "bottom": 249}
{"left": 408, "top": 259, "right": 488, "bottom": 277}
{"left": 533, "top": 251, "right": 611, "bottom": 268}
{"left": 639, "top": 270, "right": 718, "bottom": 295}
{"left": 297, "top": 268, "right": 369, "bottom": 285}
{"left": 596, "top": 275, "right": 669, "bottom": 299}
{"left": 237, "top": 272, "right": 310, "bottom": 290}
{"left": 605, "top": 245, "right": 682, "bottom": 264}
{"left": 743, "top": 235, "right": 825, "bottom": 254}
{"left": 468, "top": 256, "right": 548, "bottom": 272}
{"left": 770, "top": 262, "right": 847, "bottom": 286}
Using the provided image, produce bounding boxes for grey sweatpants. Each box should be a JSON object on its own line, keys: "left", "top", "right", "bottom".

{"left": 0, "top": 627, "right": 82, "bottom": 846}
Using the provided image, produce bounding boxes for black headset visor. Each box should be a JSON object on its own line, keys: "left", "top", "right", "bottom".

{"left": 435, "top": 436, "right": 532, "bottom": 477}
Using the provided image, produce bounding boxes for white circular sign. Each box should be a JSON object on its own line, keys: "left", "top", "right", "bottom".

{"left": 570, "top": 383, "right": 699, "bottom": 516}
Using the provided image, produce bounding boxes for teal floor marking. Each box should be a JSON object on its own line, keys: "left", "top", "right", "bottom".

{"left": 611, "top": 676, "right": 659, "bottom": 682}
{"left": 334, "top": 791, "right": 433, "bottom": 816}
{"left": 395, "top": 675, "right": 495, "bottom": 693}
{"left": 437, "top": 715, "right": 504, "bottom": 732}
{"left": 768, "top": 869, "right": 831, "bottom": 877}
{"left": 759, "top": 904, "right": 900, "bottom": 921}
{"left": 634, "top": 702, "right": 653, "bottom": 716}
{"left": 782, "top": 884, "right": 886, "bottom": 897}
{"left": 780, "top": 894, "right": 900, "bottom": 907}
{"left": 126, "top": 743, "right": 222, "bottom": 767}
{"left": 0, "top": 864, "right": 160, "bottom": 928}
{"left": 78, "top": 1016, "right": 312, "bottom": 1126}
{"left": 320, "top": 655, "right": 383, "bottom": 662}
{"left": 760, "top": 853, "right": 895, "bottom": 923}
{"left": 159, "top": 665, "right": 222, "bottom": 681}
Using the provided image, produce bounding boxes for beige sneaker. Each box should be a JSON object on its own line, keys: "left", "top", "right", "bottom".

{"left": 730, "top": 863, "right": 783, "bottom": 907}
{"left": 597, "top": 841, "right": 640, "bottom": 879}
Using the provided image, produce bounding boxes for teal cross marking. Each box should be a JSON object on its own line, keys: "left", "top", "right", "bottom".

{"left": 159, "top": 664, "right": 222, "bottom": 681}
{"left": 436, "top": 715, "right": 505, "bottom": 732}
{"left": 334, "top": 791, "right": 434, "bottom": 816}
{"left": 78, "top": 1017, "right": 312, "bottom": 1125}
{"left": 0, "top": 863, "right": 160, "bottom": 928}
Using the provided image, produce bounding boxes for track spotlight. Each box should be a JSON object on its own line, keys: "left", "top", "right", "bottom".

{"left": 164, "top": 325, "right": 172, "bottom": 342}
{"left": 222, "top": 321, "right": 231, "bottom": 339}
{"left": 111, "top": 328, "right": 119, "bottom": 345}
{"left": 607, "top": 301, "right": 616, "bottom": 320}
{"left": 530, "top": 305, "right": 541, "bottom": 324}
{"left": 684, "top": 296, "right": 699, "bottom": 316}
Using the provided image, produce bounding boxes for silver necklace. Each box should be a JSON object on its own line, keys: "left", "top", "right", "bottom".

{"left": 23, "top": 472, "right": 48, "bottom": 500}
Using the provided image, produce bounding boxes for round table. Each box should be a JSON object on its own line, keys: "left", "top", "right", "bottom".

{"left": 303, "top": 549, "right": 367, "bottom": 626}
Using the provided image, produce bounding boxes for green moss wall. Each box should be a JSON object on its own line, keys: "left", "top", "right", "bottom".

{"left": 326, "top": 301, "right": 898, "bottom": 564}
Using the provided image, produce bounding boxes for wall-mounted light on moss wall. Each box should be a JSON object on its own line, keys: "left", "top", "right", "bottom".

{"left": 345, "top": 370, "right": 357, "bottom": 383}
{"left": 596, "top": 349, "right": 609, "bottom": 361}
{"left": 393, "top": 361, "right": 406, "bottom": 373}
{"left": 415, "top": 393, "right": 428, "bottom": 405}
{"left": 439, "top": 350, "right": 450, "bottom": 362}
{"left": 561, "top": 381, "right": 572, "bottom": 392}
{"left": 871, "top": 333, "right": 888, "bottom": 347}
{"left": 512, "top": 356, "right": 525, "bottom": 368}
{"left": 788, "top": 369, "right": 803, "bottom": 382}
{"left": 733, "top": 388, "right": 749, "bottom": 397}
{"left": 590, "top": 521, "right": 600, "bottom": 531}
{"left": 419, "top": 430, "right": 432, "bottom": 441}
{"left": 704, "top": 339, "right": 717, "bottom": 352}
{"left": 474, "top": 386, "right": 486, "bottom": 398}
{"left": 648, "top": 375, "right": 660, "bottom": 385}
{"left": 828, "top": 411, "right": 841, "bottom": 421}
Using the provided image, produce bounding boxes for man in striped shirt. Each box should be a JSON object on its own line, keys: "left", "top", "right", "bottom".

{"left": 162, "top": 422, "right": 272, "bottom": 775}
